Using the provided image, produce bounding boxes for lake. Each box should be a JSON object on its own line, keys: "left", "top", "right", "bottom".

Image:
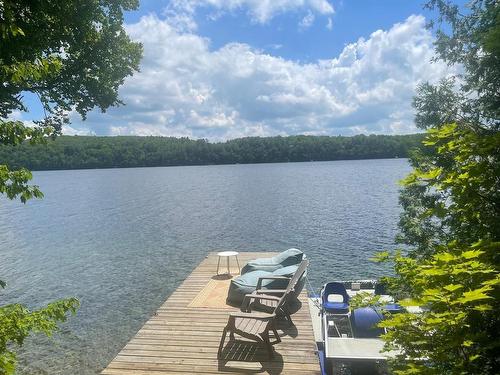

{"left": 0, "top": 159, "right": 410, "bottom": 374}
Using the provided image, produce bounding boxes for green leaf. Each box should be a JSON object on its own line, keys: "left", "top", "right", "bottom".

{"left": 421, "top": 268, "right": 446, "bottom": 276}
{"left": 473, "top": 304, "right": 492, "bottom": 312}
{"left": 422, "top": 138, "right": 437, "bottom": 146}
{"left": 370, "top": 251, "right": 391, "bottom": 263}
{"left": 443, "top": 284, "right": 462, "bottom": 292}
{"left": 399, "top": 298, "right": 423, "bottom": 308}
{"left": 462, "top": 340, "right": 473, "bottom": 347}
{"left": 417, "top": 167, "right": 442, "bottom": 180}
{"left": 457, "top": 289, "right": 493, "bottom": 304}
{"left": 461, "top": 250, "right": 484, "bottom": 259}
{"left": 434, "top": 253, "right": 455, "bottom": 262}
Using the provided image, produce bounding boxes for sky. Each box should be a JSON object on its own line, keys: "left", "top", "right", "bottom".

{"left": 20, "top": 0, "right": 461, "bottom": 140}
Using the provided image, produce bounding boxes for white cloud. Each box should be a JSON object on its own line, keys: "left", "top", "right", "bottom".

{"left": 299, "top": 11, "right": 315, "bottom": 30}
{"left": 267, "top": 43, "right": 283, "bottom": 50}
{"left": 9, "top": 110, "right": 25, "bottom": 121}
{"left": 62, "top": 124, "right": 94, "bottom": 136}
{"left": 67, "top": 14, "right": 455, "bottom": 140}
{"left": 326, "top": 17, "right": 333, "bottom": 30}
{"left": 166, "top": 0, "right": 334, "bottom": 27}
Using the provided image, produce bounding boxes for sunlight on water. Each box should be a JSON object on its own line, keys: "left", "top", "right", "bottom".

{"left": 0, "top": 159, "right": 410, "bottom": 374}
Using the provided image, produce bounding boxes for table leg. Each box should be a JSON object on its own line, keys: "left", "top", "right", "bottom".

{"left": 217, "top": 256, "right": 221, "bottom": 275}
{"left": 226, "top": 256, "right": 230, "bottom": 275}
{"left": 235, "top": 255, "right": 240, "bottom": 274}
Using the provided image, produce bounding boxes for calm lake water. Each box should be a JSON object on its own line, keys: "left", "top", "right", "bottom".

{"left": 0, "top": 159, "right": 410, "bottom": 374}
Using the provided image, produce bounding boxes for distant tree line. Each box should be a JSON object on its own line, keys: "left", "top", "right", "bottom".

{"left": 0, "top": 133, "right": 424, "bottom": 171}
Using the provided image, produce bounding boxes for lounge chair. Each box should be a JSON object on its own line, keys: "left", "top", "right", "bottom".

{"left": 240, "top": 248, "right": 305, "bottom": 274}
{"left": 242, "top": 259, "right": 309, "bottom": 325}
{"left": 227, "top": 266, "right": 299, "bottom": 305}
{"left": 227, "top": 254, "right": 308, "bottom": 305}
{"left": 218, "top": 259, "right": 309, "bottom": 358}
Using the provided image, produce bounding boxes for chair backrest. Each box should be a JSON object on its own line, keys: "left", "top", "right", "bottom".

{"left": 285, "top": 259, "right": 309, "bottom": 294}
{"left": 322, "top": 282, "right": 349, "bottom": 305}
{"left": 273, "top": 259, "right": 309, "bottom": 312}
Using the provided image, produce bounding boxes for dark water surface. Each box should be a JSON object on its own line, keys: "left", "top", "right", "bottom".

{"left": 0, "top": 159, "right": 410, "bottom": 374}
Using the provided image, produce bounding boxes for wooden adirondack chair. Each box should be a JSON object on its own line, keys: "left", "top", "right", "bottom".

{"left": 218, "top": 259, "right": 309, "bottom": 358}
{"left": 242, "top": 259, "right": 309, "bottom": 325}
{"left": 217, "top": 310, "right": 281, "bottom": 358}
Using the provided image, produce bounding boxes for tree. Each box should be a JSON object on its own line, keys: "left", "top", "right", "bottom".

{"left": 378, "top": 1, "right": 500, "bottom": 374}
{"left": 1, "top": 0, "right": 142, "bottom": 200}
{"left": 0, "top": 133, "right": 425, "bottom": 170}
{"left": 378, "top": 125, "right": 500, "bottom": 374}
{"left": 0, "top": 1, "right": 142, "bottom": 373}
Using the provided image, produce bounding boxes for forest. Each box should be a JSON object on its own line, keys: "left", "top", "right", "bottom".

{"left": 0, "top": 133, "right": 424, "bottom": 170}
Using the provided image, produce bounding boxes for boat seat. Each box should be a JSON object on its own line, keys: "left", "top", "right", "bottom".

{"left": 323, "top": 301, "right": 350, "bottom": 314}
{"left": 321, "top": 282, "right": 350, "bottom": 314}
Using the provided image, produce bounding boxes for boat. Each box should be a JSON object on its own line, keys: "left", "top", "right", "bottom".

{"left": 308, "top": 280, "right": 403, "bottom": 374}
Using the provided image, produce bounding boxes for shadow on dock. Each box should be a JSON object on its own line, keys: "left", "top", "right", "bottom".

{"left": 218, "top": 341, "right": 284, "bottom": 374}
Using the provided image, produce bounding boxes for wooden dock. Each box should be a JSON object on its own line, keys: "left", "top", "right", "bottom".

{"left": 102, "top": 252, "right": 321, "bottom": 374}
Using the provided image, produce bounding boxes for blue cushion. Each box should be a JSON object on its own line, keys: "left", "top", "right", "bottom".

{"left": 227, "top": 270, "right": 275, "bottom": 304}
{"left": 273, "top": 248, "right": 304, "bottom": 266}
{"left": 273, "top": 265, "right": 298, "bottom": 277}
{"left": 232, "top": 270, "right": 271, "bottom": 288}
{"left": 241, "top": 248, "right": 304, "bottom": 274}
{"left": 227, "top": 262, "right": 306, "bottom": 305}
{"left": 323, "top": 302, "right": 349, "bottom": 314}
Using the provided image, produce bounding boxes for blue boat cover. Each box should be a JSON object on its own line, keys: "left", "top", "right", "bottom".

{"left": 352, "top": 307, "right": 385, "bottom": 338}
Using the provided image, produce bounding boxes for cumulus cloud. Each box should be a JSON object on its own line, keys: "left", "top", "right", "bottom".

{"left": 67, "top": 14, "right": 455, "bottom": 140}
{"left": 165, "top": 0, "right": 334, "bottom": 28}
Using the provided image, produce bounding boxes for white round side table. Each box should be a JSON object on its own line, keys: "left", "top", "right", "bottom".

{"left": 216, "top": 251, "right": 240, "bottom": 275}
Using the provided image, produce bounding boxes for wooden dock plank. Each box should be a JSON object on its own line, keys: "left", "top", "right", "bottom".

{"left": 102, "top": 252, "right": 320, "bottom": 374}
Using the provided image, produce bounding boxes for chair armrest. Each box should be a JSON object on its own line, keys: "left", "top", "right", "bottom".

{"left": 257, "top": 276, "right": 290, "bottom": 280}
{"left": 229, "top": 311, "right": 274, "bottom": 320}
{"left": 241, "top": 293, "right": 281, "bottom": 312}
{"left": 256, "top": 275, "right": 290, "bottom": 289}
{"left": 255, "top": 288, "right": 289, "bottom": 295}
{"left": 249, "top": 293, "right": 281, "bottom": 302}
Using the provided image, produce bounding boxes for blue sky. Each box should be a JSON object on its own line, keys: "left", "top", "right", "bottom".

{"left": 20, "top": 0, "right": 461, "bottom": 139}
{"left": 125, "top": 1, "right": 439, "bottom": 61}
